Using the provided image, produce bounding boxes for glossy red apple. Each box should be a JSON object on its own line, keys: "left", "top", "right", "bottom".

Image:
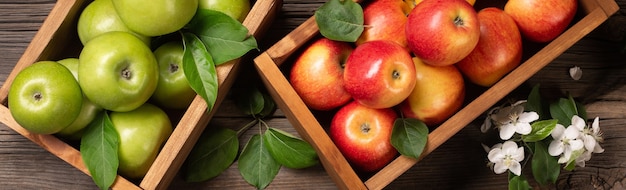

{"left": 290, "top": 37, "right": 354, "bottom": 111}
{"left": 457, "top": 7, "right": 523, "bottom": 87}
{"left": 405, "top": 0, "right": 480, "bottom": 66}
{"left": 504, "top": 0, "right": 577, "bottom": 43}
{"left": 330, "top": 101, "right": 398, "bottom": 173}
{"left": 343, "top": 40, "right": 416, "bottom": 109}
{"left": 356, "top": 0, "right": 412, "bottom": 49}
{"left": 398, "top": 57, "right": 465, "bottom": 127}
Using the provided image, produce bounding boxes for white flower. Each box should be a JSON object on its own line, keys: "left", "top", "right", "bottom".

{"left": 570, "top": 66, "right": 582, "bottom": 80}
{"left": 488, "top": 141, "right": 525, "bottom": 176}
{"left": 576, "top": 116, "right": 605, "bottom": 154}
{"left": 493, "top": 104, "right": 538, "bottom": 140}
{"left": 548, "top": 123, "right": 584, "bottom": 163}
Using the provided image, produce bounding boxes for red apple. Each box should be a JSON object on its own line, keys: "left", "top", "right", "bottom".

{"left": 504, "top": 0, "right": 577, "bottom": 43}
{"left": 356, "top": 0, "right": 412, "bottom": 49}
{"left": 343, "top": 40, "right": 416, "bottom": 109}
{"left": 398, "top": 57, "right": 465, "bottom": 127}
{"left": 405, "top": 0, "right": 480, "bottom": 66}
{"left": 330, "top": 101, "right": 398, "bottom": 173}
{"left": 457, "top": 7, "right": 523, "bottom": 87}
{"left": 290, "top": 37, "right": 354, "bottom": 111}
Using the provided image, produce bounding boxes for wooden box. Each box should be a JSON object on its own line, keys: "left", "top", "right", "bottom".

{"left": 253, "top": 0, "right": 619, "bottom": 189}
{"left": 0, "top": 0, "right": 281, "bottom": 189}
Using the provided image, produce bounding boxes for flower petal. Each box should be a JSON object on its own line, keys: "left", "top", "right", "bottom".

{"left": 515, "top": 122, "right": 532, "bottom": 135}
{"left": 571, "top": 115, "right": 586, "bottom": 130}
{"left": 569, "top": 139, "right": 585, "bottom": 152}
{"left": 548, "top": 140, "right": 564, "bottom": 156}
{"left": 509, "top": 161, "right": 522, "bottom": 176}
{"left": 493, "top": 161, "right": 508, "bottom": 174}
{"left": 582, "top": 134, "right": 597, "bottom": 152}
{"left": 551, "top": 124, "right": 565, "bottom": 139}
{"left": 518, "top": 112, "right": 539, "bottom": 123}
{"left": 499, "top": 124, "right": 516, "bottom": 140}
{"left": 488, "top": 149, "right": 504, "bottom": 163}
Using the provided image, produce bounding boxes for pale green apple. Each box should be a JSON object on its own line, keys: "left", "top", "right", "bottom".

{"left": 198, "top": 0, "right": 251, "bottom": 22}
{"left": 78, "top": 31, "right": 159, "bottom": 112}
{"left": 151, "top": 41, "right": 196, "bottom": 109}
{"left": 8, "top": 61, "right": 83, "bottom": 134}
{"left": 55, "top": 58, "right": 104, "bottom": 140}
{"left": 111, "top": 0, "right": 198, "bottom": 36}
{"left": 110, "top": 103, "right": 173, "bottom": 179}
{"left": 77, "top": 0, "right": 150, "bottom": 45}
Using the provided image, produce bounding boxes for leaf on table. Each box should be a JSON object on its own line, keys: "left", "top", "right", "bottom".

{"left": 391, "top": 118, "right": 429, "bottom": 159}
{"left": 508, "top": 175, "right": 531, "bottom": 190}
{"left": 522, "top": 119, "right": 557, "bottom": 142}
{"left": 549, "top": 97, "right": 580, "bottom": 126}
{"left": 183, "top": 127, "right": 239, "bottom": 182}
{"left": 235, "top": 85, "right": 265, "bottom": 116}
{"left": 314, "top": 0, "right": 364, "bottom": 42}
{"left": 238, "top": 134, "right": 281, "bottom": 189}
{"left": 263, "top": 127, "right": 319, "bottom": 169}
{"left": 186, "top": 9, "right": 258, "bottom": 65}
{"left": 525, "top": 84, "right": 546, "bottom": 120}
{"left": 182, "top": 32, "right": 219, "bottom": 112}
{"left": 531, "top": 141, "right": 559, "bottom": 185}
{"left": 80, "top": 112, "right": 119, "bottom": 190}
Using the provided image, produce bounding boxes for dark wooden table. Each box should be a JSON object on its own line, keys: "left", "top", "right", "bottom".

{"left": 2, "top": 0, "right": 626, "bottom": 189}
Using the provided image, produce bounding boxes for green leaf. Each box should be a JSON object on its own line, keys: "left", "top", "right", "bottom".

{"left": 522, "top": 119, "right": 557, "bottom": 142}
{"left": 531, "top": 141, "right": 560, "bottom": 185}
{"left": 391, "top": 118, "right": 429, "bottom": 159}
{"left": 574, "top": 96, "right": 588, "bottom": 121}
{"left": 235, "top": 86, "right": 265, "bottom": 116}
{"left": 80, "top": 112, "right": 119, "bottom": 190}
{"left": 526, "top": 84, "right": 546, "bottom": 119}
{"left": 509, "top": 175, "right": 531, "bottom": 190}
{"left": 186, "top": 9, "right": 257, "bottom": 65}
{"left": 314, "top": 0, "right": 364, "bottom": 42}
{"left": 263, "top": 127, "right": 319, "bottom": 169}
{"left": 182, "top": 32, "right": 219, "bottom": 112}
{"left": 183, "top": 127, "right": 239, "bottom": 182}
{"left": 259, "top": 92, "right": 276, "bottom": 118}
{"left": 238, "top": 134, "right": 281, "bottom": 189}
{"left": 564, "top": 148, "right": 585, "bottom": 171}
{"left": 549, "top": 97, "right": 579, "bottom": 126}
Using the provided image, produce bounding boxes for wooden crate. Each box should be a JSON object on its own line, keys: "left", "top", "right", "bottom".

{"left": 253, "top": 0, "right": 619, "bottom": 189}
{"left": 0, "top": 0, "right": 281, "bottom": 189}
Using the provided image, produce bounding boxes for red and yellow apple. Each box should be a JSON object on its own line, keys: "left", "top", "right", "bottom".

{"left": 289, "top": 37, "right": 354, "bottom": 111}
{"left": 343, "top": 40, "right": 416, "bottom": 109}
{"left": 405, "top": 0, "right": 480, "bottom": 66}
{"left": 329, "top": 101, "right": 398, "bottom": 173}
{"left": 398, "top": 57, "right": 465, "bottom": 127}
{"left": 356, "top": 0, "right": 412, "bottom": 49}
{"left": 504, "top": 0, "right": 577, "bottom": 43}
{"left": 413, "top": 0, "right": 475, "bottom": 6}
{"left": 457, "top": 7, "right": 523, "bottom": 87}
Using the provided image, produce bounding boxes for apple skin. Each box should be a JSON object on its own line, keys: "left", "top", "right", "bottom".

{"left": 78, "top": 31, "right": 159, "bottom": 112}
{"left": 457, "top": 7, "right": 523, "bottom": 87}
{"left": 77, "top": 0, "right": 150, "bottom": 46}
{"left": 398, "top": 57, "right": 465, "bottom": 127}
{"left": 8, "top": 61, "right": 83, "bottom": 134}
{"left": 356, "top": 0, "right": 411, "bottom": 49}
{"left": 405, "top": 0, "right": 480, "bottom": 66}
{"left": 151, "top": 41, "right": 196, "bottom": 110}
{"left": 110, "top": 103, "right": 173, "bottom": 179}
{"left": 413, "top": 0, "right": 475, "bottom": 6}
{"left": 344, "top": 40, "right": 416, "bottom": 109}
{"left": 290, "top": 37, "right": 354, "bottom": 111}
{"left": 504, "top": 0, "right": 577, "bottom": 43}
{"left": 330, "top": 101, "right": 398, "bottom": 173}
{"left": 111, "top": 0, "right": 198, "bottom": 37}
{"left": 55, "top": 58, "right": 104, "bottom": 140}
{"left": 198, "top": 0, "right": 250, "bottom": 23}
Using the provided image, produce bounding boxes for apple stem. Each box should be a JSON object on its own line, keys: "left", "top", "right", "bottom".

{"left": 454, "top": 16, "right": 464, "bottom": 27}
{"left": 237, "top": 118, "right": 259, "bottom": 137}
{"left": 121, "top": 68, "right": 132, "bottom": 80}
{"left": 33, "top": 92, "right": 42, "bottom": 101}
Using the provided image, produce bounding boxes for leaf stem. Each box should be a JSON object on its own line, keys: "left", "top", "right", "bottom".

{"left": 237, "top": 119, "right": 260, "bottom": 138}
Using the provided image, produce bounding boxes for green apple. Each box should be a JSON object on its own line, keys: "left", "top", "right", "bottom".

{"left": 151, "top": 41, "right": 196, "bottom": 109}
{"left": 111, "top": 0, "right": 198, "bottom": 37}
{"left": 77, "top": 0, "right": 150, "bottom": 46}
{"left": 110, "top": 103, "right": 173, "bottom": 179}
{"left": 55, "top": 58, "right": 104, "bottom": 140}
{"left": 198, "top": 0, "right": 251, "bottom": 22}
{"left": 78, "top": 31, "right": 159, "bottom": 112}
{"left": 8, "top": 61, "right": 83, "bottom": 134}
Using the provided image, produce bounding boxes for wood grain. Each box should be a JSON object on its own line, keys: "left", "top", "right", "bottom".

{"left": 1, "top": 0, "right": 626, "bottom": 189}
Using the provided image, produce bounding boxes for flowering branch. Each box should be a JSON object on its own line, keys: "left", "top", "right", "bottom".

{"left": 480, "top": 85, "right": 605, "bottom": 189}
